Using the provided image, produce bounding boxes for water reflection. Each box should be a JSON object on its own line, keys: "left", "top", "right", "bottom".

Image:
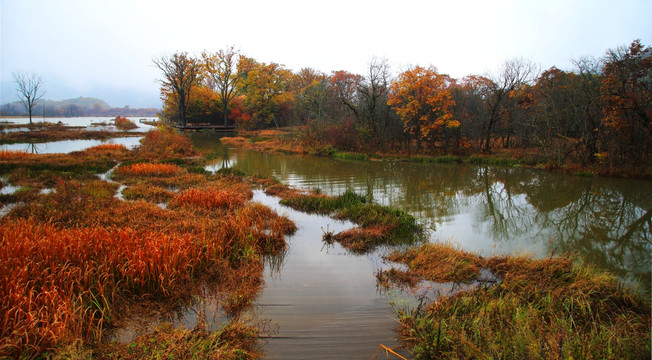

{"left": 0, "top": 136, "right": 143, "bottom": 154}
{"left": 190, "top": 132, "right": 652, "bottom": 292}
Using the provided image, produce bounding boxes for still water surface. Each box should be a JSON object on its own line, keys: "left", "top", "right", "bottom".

{"left": 0, "top": 117, "right": 155, "bottom": 153}
{"left": 4, "top": 126, "right": 648, "bottom": 357}
{"left": 191, "top": 132, "right": 651, "bottom": 358}
{"left": 194, "top": 132, "right": 651, "bottom": 291}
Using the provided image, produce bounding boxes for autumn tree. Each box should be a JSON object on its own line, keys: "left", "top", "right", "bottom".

{"left": 532, "top": 64, "right": 603, "bottom": 165}
{"left": 153, "top": 52, "right": 201, "bottom": 127}
{"left": 202, "top": 46, "right": 239, "bottom": 126}
{"left": 238, "top": 59, "right": 294, "bottom": 129}
{"left": 601, "top": 40, "right": 651, "bottom": 163}
{"left": 483, "top": 58, "right": 538, "bottom": 152}
{"left": 452, "top": 75, "right": 494, "bottom": 145}
{"left": 330, "top": 70, "right": 363, "bottom": 122}
{"left": 388, "top": 66, "right": 459, "bottom": 150}
{"left": 292, "top": 67, "right": 329, "bottom": 123}
{"left": 13, "top": 71, "right": 45, "bottom": 124}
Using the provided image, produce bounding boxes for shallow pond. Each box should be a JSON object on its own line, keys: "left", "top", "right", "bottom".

{"left": 190, "top": 132, "right": 651, "bottom": 357}
{"left": 0, "top": 116, "right": 157, "bottom": 132}
{"left": 193, "top": 132, "right": 651, "bottom": 291}
{"left": 0, "top": 136, "right": 143, "bottom": 154}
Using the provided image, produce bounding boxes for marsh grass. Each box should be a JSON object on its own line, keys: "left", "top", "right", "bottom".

{"left": 0, "top": 129, "right": 297, "bottom": 359}
{"left": 113, "top": 116, "right": 138, "bottom": 131}
{"left": 277, "top": 189, "right": 421, "bottom": 253}
{"left": 121, "top": 184, "right": 174, "bottom": 203}
{"left": 91, "top": 321, "right": 260, "bottom": 360}
{"left": 380, "top": 245, "right": 651, "bottom": 359}
{"left": 137, "top": 126, "right": 195, "bottom": 159}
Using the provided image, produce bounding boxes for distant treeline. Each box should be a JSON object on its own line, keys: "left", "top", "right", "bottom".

{"left": 1, "top": 96, "right": 159, "bottom": 117}
{"left": 157, "top": 40, "right": 650, "bottom": 174}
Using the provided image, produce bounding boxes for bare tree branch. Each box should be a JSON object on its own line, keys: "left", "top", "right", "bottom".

{"left": 13, "top": 71, "right": 45, "bottom": 124}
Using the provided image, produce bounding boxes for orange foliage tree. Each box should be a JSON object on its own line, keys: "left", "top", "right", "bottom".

{"left": 237, "top": 59, "right": 294, "bottom": 129}
{"left": 388, "top": 66, "right": 459, "bottom": 149}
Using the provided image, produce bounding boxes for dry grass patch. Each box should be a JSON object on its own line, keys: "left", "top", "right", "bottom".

{"left": 121, "top": 184, "right": 174, "bottom": 203}
{"left": 116, "top": 163, "right": 185, "bottom": 177}
{"left": 381, "top": 244, "right": 651, "bottom": 360}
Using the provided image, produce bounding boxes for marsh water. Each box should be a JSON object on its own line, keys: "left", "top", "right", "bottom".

{"left": 3, "top": 123, "right": 650, "bottom": 358}
{"left": 192, "top": 132, "right": 652, "bottom": 358}
{"left": 0, "top": 117, "right": 155, "bottom": 154}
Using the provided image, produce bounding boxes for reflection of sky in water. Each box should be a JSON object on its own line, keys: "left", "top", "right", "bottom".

{"left": 0, "top": 116, "right": 157, "bottom": 131}
{"left": 252, "top": 191, "right": 409, "bottom": 358}
{"left": 187, "top": 133, "right": 652, "bottom": 292}
{"left": 0, "top": 136, "right": 143, "bottom": 154}
{"left": 204, "top": 156, "right": 238, "bottom": 173}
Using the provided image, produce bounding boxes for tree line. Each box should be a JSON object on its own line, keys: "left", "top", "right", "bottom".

{"left": 155, "top": 40, "right": 650, "bottom": 171}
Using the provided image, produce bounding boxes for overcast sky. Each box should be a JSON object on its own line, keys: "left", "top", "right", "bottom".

{"left": 1, "top": 0, "right": 650, "bottom": 108}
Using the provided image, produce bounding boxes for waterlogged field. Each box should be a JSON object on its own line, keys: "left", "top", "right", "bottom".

{"left": 0, "top": 126, "right": 649, "bottom": 359}
{"left": 0, "top": 128, "right": 301, "bottom": 358}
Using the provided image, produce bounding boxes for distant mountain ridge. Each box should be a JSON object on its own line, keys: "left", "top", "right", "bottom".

{"left": 0, "top": 96, "right": 159, "bottom": 117}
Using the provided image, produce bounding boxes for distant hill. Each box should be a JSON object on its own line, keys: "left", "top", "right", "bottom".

{"left": 0, "top": 96, "right": 159, "bottom": 117}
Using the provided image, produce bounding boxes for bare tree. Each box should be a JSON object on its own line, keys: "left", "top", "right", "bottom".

{"left": 153, "top": 52, "right": 201, "bottom": 127}
{"left": 202, "top": 46, "right": 239, "bottom": 127}
{"left": 482, "top": 58, "right": 539, "bottom": 151}
{"left": 13, "top": 71, "right": 45, "bottom": 124}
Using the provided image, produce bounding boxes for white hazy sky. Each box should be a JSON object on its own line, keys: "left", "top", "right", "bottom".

{"left": 1, "top": 0, "right": 650, "bottom": 108}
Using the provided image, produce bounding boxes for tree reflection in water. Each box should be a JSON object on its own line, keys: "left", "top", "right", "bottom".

{"left": 190, "top": 132, "right": 652, "bottom": 293}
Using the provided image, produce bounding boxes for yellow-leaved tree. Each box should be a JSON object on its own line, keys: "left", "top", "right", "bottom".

{"left": 388, "top": 66, "right": 459, "bottom": 150}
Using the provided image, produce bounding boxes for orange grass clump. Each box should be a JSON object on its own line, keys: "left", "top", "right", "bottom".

{"left": 0, "top": 150, "right": 33, "bottom": 161}
{"left": 117, "top": 163, "right": 184, "bottom": 177}
{"left": 172, "top": 184, "right": 253, "bottom": 210}
{"left": 137, "top": 127, "right": 195, "bottom": 159}
{"left": 381, "top": 242, "right": 483, "bottom": 286}
{"left": 0, "top": 219, "right": 209, "bottom": 358}
{"left": 113, "top": 116, "right": 138, "bottom": 130}
{"left": 85, "top": 144, "right": 128, "bottom": 152}
{"left": 121, "top": 184, "right": 174, "bottom": 203}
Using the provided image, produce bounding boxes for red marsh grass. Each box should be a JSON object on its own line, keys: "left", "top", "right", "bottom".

{"left": 115, "top": 162, "right": 185, "bottom": 177}
{"left": 171, "top": 183, "right": 252, "bottom": 211}
{"left": 1, "top": 185, "right": 296, "bottom": 357}
{"left": 137, "top": 127, "right": 195, "bottom": 159}
{"left": 380, "top": 244, "right": 651, "bottom": 359}
{"left": 0, "top": 219, "right": 204, "bottom": 358}
{"left": 379, "top": 242, "right": 484, "bottom": 288}
{"left": 113, "top": 116, "right": 138, "bottom": 131}
{"left": 120, "top": 184, "right": 174, "bottom": 203}
{"left": 1, "top": 150, "right": 296, "bottom": 358}
{"left": 0, "top": 150, "right": 34, "bottom": 161}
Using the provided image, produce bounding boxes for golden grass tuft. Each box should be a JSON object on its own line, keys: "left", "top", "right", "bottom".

{"left": 0, "top": 150, "right": 33, "bottom": 161}
{"left": 116, "top": 162, "right": 184, "bottom": 177}
{"left": 113, "top": 116, "right": 138, "bottom": 130}
{"left": 172, "top": 184, "right": 252, "bottom": 210}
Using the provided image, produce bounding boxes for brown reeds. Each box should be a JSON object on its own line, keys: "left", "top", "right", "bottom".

{"left": 381, "top": 245, "right": 652, "bottom": 359}
{"left": 113, "top": 116, "right": 138, "bottom": 130}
